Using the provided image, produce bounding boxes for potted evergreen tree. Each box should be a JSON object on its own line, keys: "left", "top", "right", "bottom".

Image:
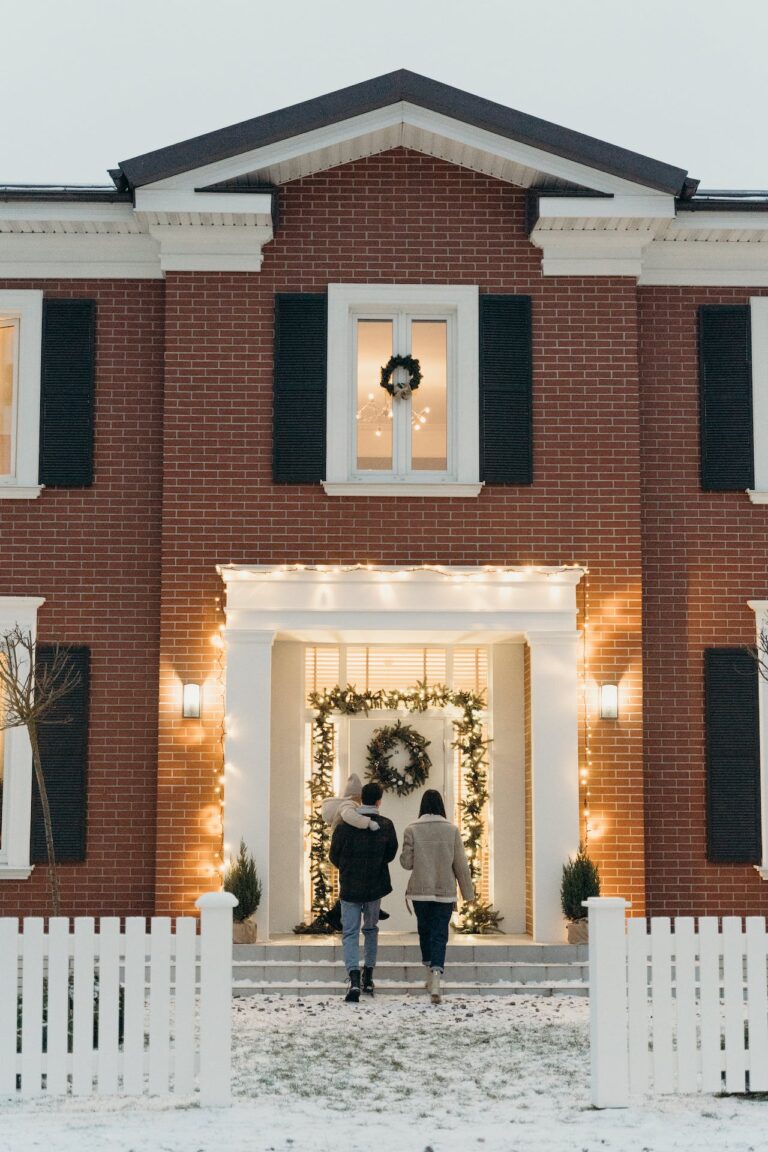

{"left": 561, "top": 842, "right": 600, "bottom": 944}
{"left": 223, "top": 839, "right": 262, "bottom": 944}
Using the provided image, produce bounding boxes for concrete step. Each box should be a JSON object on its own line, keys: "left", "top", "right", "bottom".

{"left": 233, "top": 979, "right": 589, "bottom": 998}
{"left": 234, "top": 943, "right": 588, "bottom": 963}
{"left": 231, "top": 942, "right": 590, "bottom": 997}
{"left": 232, "top": 960, "right": 588, "bottom": 984}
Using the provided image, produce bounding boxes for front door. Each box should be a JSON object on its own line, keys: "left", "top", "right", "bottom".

{"left": 346, "top": 712, "right": 451, "bottom": 933}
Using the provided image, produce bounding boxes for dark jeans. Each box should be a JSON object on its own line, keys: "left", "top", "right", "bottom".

{"left": 414, "top": 900, "right": 454, "bottom": 972}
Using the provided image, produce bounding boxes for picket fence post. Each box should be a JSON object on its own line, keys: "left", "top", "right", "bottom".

{"left": 195, "top": 891, "right": 238, "bottom": 1106}
{"left": 586, "top": 897, "right": 630, "bottom": 1108}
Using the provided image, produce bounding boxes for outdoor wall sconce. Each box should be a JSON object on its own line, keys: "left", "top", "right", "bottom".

{"left": 182, "top": 682, "right": 202, "bottom": 719}
{"left": 599, "top": 683, "right": 619, "bottom": 720}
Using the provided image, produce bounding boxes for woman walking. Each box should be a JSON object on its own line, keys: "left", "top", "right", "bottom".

{"left": 400, "top": 789, "right": 474, "bottom": 1004}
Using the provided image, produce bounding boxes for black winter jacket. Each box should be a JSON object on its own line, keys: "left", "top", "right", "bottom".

{"left": 329, "top": 813, "right": 398, "bottom": 903}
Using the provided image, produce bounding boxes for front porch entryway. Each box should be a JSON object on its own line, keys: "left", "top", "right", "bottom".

{"left": 220, "top": 565, "right": 583, "bottom": 943}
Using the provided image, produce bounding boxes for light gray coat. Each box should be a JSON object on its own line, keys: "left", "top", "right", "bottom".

{"left": 399, "top": 814, "right": 474, "bottom": 903}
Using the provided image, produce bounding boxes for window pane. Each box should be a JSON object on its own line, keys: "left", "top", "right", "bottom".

{"left": 0, "top": 667, "right": 5, "bottom": 853}
{"left": 411, "top": 320, "right": 447, "bottom": 471}
{"left": 0, "top": 724, "right": 4, "bottom": 852}
{"left": 0, "top": 324, "right": 16, "bottom": 476}
{"left": 356, "top": 320, "right": 393, "bottom": 470}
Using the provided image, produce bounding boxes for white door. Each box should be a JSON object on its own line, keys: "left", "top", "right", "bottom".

{"left": 346, "top": 712, "right": 450, "bottom": 933}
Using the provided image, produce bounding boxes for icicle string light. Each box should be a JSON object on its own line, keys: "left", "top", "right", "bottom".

{"left": 581, "top": 570, "right": 593, "bottom": 847}
{"left": 211, "top": 593, "right": 227, "bottom": 883}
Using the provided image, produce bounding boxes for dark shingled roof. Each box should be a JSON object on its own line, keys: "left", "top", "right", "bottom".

{"left": 117, "top": 69, "right": 694, "bottom": 196}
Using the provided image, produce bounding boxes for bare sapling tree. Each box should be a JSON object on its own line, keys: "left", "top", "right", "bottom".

{"left": 0, "top": 626, "right": 80, "bottom": 916}
{"left": 757, "top": 623, "right": 768, "bottom": 682}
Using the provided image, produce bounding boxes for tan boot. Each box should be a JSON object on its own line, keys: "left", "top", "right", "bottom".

{"left": 430, "top": 968, "right": 442, "bottom": 1005}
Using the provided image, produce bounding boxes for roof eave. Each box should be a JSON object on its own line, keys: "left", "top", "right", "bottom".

{"left": 117, "top": 69, "right": 690, "bottom": 196}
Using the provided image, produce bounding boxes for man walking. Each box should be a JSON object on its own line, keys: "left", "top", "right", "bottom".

{"left": 329, "top": 780, "right": 397, "bottom": 1002}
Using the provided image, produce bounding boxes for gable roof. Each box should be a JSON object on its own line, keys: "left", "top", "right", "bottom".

{"left": 117, "top": 69, "right": 694, "bottom": 196}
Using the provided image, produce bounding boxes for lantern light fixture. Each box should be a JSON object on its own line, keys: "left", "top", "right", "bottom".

{"left": 599, "top": 683, "right": 619, "bottom": 721}
{"left": 182, "top": 682, "right": 202, "bottom": 719}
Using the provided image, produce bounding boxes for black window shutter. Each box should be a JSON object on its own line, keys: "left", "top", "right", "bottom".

{"left": 704, "top": 647, "right": 761, "bottom": 864}
{"left": 479, "top": 295, "right": 533, "bottom": 484}
{"left": 39, "top": 298, "right": 96, "bottom": 487}
{"left": 30, "top": 645, "right": 90, "bottom": 864}
{"left": 273, "top": 293, "right": 327, "bottom": 483}
{"left": 699, "top": 305, "right": 754, "bottom": 491}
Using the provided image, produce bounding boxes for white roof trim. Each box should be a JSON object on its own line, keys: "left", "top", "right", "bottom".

{"left": 533, "top": 194, "right": 768, "bottom": 282}
{"left": 141, "top": 102, "right": 662, "bottom": 197}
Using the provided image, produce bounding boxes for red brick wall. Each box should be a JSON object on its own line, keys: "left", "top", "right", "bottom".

{"left": 157, "top": 148, "right": 646, "bottom": 917}
{"left": 0, "top": 279, "right": 164, "bottom": 918}
{"left": 639, "top": 286, "right": 768, "bottom": 916}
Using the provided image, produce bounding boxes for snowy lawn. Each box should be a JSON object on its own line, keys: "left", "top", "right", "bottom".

{"left": 1, "top": 994, "right": 767, "bottom": 1152}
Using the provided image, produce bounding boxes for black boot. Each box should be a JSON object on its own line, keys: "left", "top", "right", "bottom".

{"left": 345, "top": 968, "right": 361, "bottom": 1003}
{"left": 362, "top": 966, "right": 375, "bottom": 996}
{"left": 378, "top": 908, "right": 390, "bottom": 921}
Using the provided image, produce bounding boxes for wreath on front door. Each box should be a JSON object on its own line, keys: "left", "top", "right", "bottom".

{"left": 379, "top": 354, "right": 422, "bottom": 400}
{"left": 365, "top": 719, "right": 432, "bottom": 796}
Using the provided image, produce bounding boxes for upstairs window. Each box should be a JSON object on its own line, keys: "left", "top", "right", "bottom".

{"left": 0, "top": 319, "right": 19, "bottom": 477}
{"left": 273, "top": 286, "right": 533, "bottom": 495}
{"left": 325, "top": 284, "right": 480, "bottom": 495}
{"left": 0, "top": 291, "right": 43, "bottom": 498}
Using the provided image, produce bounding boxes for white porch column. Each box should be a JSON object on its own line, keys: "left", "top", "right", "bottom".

{"left": 748, "top": 601, "right": 768, "bottom": 879}
{"left": 223, "top": 629, "right": 276, "bottom": 936}
{"left": 525, "top": 630, "right": 581, "bottom": 942}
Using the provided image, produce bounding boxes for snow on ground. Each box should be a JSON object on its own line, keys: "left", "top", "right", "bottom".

{"left": 0, "top": 994, "right": 766, "bottom": 1152}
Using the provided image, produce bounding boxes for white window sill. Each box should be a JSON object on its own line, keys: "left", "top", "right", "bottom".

{"left": 748, "top": 490, "right": 768, "bottom": 504}
{"left": 0, "top": 484, "right": 43, "bottom": 500}
{"left": 0, "top": 865, "right": 34, "bottom": 880}
{"left": 755, "top": 865, "right": 768, "bottom": 880}
{"left": 322, "top": 481, "right": 484, "bottom": 498}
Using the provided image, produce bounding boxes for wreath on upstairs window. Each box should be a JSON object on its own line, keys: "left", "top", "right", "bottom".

{"left": 380, "top": 354, "right": 422, "bottom": 400}
{"left": 365, "top": 719, "right": 432, "bottom": 797}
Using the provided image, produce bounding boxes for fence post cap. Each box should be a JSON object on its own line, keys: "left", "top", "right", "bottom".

{"left": 582, "top": 897, "right": 631, "bottom": 909}
{"left": 196, "top": 891, "right": 239, "bottom": 911}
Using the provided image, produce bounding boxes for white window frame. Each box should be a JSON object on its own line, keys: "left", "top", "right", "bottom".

{"left": 0, "top": 596, "right": 45, "bottom": 879}
{"left": 748, "top": 297, "right": 768, "bottom": 504}
{"left": 0, "top": 290, "right": 43, "bottom": 499}
{"left": 749, "top": 601, "right": 768, "bottom": 878}
{"left": 324, "top": 284, "right": 482, "bottom": 497}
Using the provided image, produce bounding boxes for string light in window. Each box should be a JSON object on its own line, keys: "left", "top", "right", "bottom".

{"left": 356, "top": 391, "right": 431, "bottom": 434}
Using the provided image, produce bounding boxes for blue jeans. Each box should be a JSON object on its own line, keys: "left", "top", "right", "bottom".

{"left": 340, "top": 899, "right": 381, "bottom": 973}
{"left": 414, "top": 900, "right": 454, "bottom": 972}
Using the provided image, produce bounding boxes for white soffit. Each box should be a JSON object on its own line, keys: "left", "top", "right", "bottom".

{"left": 143, "top": 103, "right": 657, "bottom": 197}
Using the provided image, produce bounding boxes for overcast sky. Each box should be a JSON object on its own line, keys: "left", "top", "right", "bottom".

{"left": 2, "top": 0, "right": 767, "bottom": 190}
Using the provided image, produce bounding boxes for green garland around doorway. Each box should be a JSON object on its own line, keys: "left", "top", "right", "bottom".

{"left": 294, "top": 682, "right": 502, "bottom": 934}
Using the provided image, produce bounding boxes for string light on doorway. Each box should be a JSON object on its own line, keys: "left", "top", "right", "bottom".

{"left": 580, "top": 569, "right": 593, "bottom": 846}
{"left": 210, "top": 592, "right": 227, "bottom": 883}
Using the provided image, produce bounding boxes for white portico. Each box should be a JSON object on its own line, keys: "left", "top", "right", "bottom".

{"left": 219, "top": 564, "right": 583, "bottom": 943}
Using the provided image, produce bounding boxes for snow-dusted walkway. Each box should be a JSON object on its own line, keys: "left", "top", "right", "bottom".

{"left": 1, "top": 995, "right": 766, "bottom": 1152}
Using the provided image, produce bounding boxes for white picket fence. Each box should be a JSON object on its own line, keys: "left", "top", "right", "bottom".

{"left": 587, "top": 897, "right": 768, "bottom": 1107}
{"left": 0, "top": 891, "right": 237, "bottom": 1103}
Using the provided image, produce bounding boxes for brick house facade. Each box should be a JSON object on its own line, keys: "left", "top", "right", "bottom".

{"left": 1, "top": 72, "right": 766, "bottom": 937}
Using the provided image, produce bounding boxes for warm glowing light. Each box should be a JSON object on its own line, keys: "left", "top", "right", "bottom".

{"left": 599, "top": 684, "right": 619, "bottom": 721}
{"left": 182, "top": 682, "right": 201, "bottom": 719}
